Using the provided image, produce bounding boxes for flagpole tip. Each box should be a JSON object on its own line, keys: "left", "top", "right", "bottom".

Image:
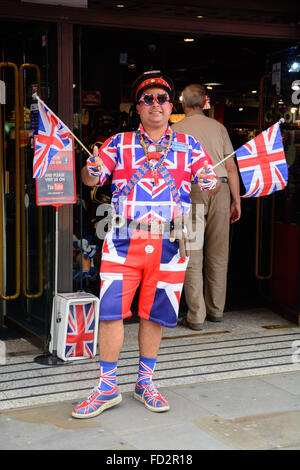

{"left": 32, "top": 92, "right": 38, "bottom": 100}
{"left": 279, "top": 117, "right": 285, "bottom": 124}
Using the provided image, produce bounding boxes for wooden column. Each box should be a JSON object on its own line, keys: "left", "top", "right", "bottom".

{"left": 57, "top": 23, "right": 73, "bottom": 292}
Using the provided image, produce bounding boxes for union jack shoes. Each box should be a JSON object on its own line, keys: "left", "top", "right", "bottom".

{"left": 134, "top": 381, "right": 170, "bottom": 412}
{"left": 72, "top": 385, "right": 122, "bottom": 419}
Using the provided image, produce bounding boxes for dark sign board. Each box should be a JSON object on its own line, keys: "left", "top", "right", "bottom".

{"left": 82, "top": 90, "right": 101, "bottom": 106}
{"left": 35, "top": 136, "right": 76, "bottom": 206}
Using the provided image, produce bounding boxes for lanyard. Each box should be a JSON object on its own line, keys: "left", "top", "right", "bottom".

{"left": 137, "top": 130, "right": 172, "bottom": 185}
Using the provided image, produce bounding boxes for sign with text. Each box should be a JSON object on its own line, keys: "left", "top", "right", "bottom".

{"left": 82, "top": 90, "right": 101, "bottom": 106}
{"left": 35, "top": 136, "right": 76, "bottom": 206}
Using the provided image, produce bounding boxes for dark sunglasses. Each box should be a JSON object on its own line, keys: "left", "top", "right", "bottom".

{"left": 139, "top": 92, "right": 170, "bottom": 106}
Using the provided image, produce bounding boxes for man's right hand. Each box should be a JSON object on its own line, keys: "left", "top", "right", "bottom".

{"left": 86, "top": 145, "right": 103, "bottom": 177}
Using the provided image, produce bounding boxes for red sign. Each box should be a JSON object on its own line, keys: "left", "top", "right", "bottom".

{"left": 35, "top": 136, "right": 76, "bottom": 206}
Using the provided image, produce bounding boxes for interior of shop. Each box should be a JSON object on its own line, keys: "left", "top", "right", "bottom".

{"left": 0, "top": 18, "right": 299, "bottom": 345}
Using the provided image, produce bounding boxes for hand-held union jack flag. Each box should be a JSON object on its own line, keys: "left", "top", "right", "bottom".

{"left": 33, "top": 96, "right": 71, "bottom": 178}
{"left": 235, "top": 121, "right": 288, "bottom": 198}
{"left": 65, "top": 303, "right": 95, "bottom": 359}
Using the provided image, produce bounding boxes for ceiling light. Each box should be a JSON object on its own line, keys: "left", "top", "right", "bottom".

{"left": 291, "top": 107, "right": 297, "bottom": 113}
{"left": 238, "top": 107, "right": 244, "bottom": 111}
{"left": 204, "top": 82, "right": 222, "bottom": 86}
{"left": 116, "top": 3, "right": 125, "bottom": 7}
{"left": 21, "top": 0, "right": 87, "bottom": 6}
{"left": 196, "top": 15, "right": 204, "bottom": 19}
{"left": 184, "top": 38, "right": 194, "bottom": 42}
{"left": 289, "top": 62, "right": 300, "bottom": 72}
{"left": 251, "top": 90, "right": 257, "bottom": 94}
{"left": 206, "top": 86, "right": 213, "bottom": 90}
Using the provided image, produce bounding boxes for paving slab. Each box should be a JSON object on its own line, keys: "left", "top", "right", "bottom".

{"left": 230, "top": 410, "right": 300, "bottom": 450}
{"left": 173, "top": 375, "right": 300, "bottom": 419}
{"left": 193, "top": 415, "right": 269, "bottom": 450}
{"left": 260, "top": 371, "right": 300, "bottom": 396}
{"left": 119, "top": 422, "right": 230, "bottom": 450}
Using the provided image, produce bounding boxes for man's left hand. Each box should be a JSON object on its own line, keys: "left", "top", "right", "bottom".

{"left": 197, "top": 160, "right": 218, "bottom": 191}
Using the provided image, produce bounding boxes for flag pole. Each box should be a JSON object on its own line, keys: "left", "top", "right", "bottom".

{"left": 212, "top": 150, "right": 236, "bottom": 170}
{"left": 32, "top": 93, "right": 93, "bottom": 158}
{"left": 67, "top": 128, "right": 93, "bottom": 157}
{"left": 68, "top": 129, "right": 93, "bottom": 157}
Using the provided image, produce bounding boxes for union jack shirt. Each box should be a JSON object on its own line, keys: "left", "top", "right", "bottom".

{"left": 94, "top": 124, "right": 212, "bottom": 223}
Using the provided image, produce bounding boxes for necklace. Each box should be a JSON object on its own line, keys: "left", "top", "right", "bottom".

{"left": 138, "top": 129, "right": 173, "bottom": 185}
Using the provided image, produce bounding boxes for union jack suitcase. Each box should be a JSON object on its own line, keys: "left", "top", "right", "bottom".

{"left": 49, "top": 292, "right": 100, "bottom": 361}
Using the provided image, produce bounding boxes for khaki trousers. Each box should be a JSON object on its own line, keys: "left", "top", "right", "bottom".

{"left": 184, "top": 183, "right": 231, "bottom": 324}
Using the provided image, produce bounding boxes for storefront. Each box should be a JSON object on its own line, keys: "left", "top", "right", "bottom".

{"left": 0, "top": 0, "right": 299, "bottom": 348}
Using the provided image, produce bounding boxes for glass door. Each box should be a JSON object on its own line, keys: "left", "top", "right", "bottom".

{"left": 0, "top": 21, "right": 58, "bottom": 347}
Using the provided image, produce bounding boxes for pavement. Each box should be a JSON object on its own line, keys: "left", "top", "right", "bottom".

{"left": 1, "top": 371, "right": 300, "bottom": 453}
{"left": 1, "top": 308, "right": 300, "bottom": 453}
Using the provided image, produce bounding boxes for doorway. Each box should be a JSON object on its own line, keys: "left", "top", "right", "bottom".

{"left": 0, "top": 21, "right": 58, "bottom": 347}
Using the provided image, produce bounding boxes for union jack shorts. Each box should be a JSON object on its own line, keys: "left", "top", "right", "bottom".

{"left": 99, "top": 227, "right": 188, "bottom": 327}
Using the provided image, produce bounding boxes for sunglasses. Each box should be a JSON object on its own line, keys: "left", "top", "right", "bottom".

{"left": 139, "top": 92, "right": 170, "bottom": 106}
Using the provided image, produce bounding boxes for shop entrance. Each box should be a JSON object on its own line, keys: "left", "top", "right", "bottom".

{"left": 1, "top": 19, "right": 299, "bottom": 351}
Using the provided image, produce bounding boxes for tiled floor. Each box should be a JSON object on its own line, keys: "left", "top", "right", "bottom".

{"left": 1, "top": 308, "right": 300, "bottom": 410}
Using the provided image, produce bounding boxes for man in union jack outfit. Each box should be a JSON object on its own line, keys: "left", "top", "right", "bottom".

{"left": 72, "top": 71, "right": 218, "bottom": 419}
